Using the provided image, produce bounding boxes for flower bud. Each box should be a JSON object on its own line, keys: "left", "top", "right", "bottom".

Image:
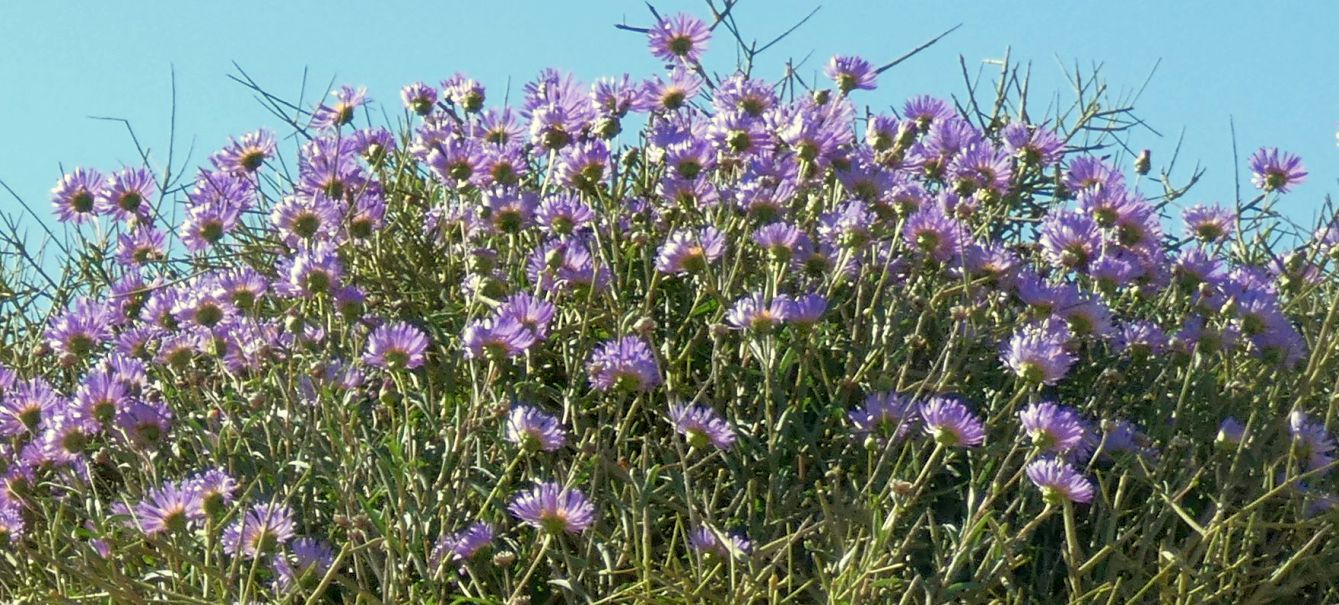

{"left": 1134, "top": 149, "right": 1151, "bottom": 175}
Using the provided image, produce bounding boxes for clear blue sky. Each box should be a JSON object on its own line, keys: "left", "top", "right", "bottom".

{"left": 2, "top": 1, "right": 1336, "bottom": 235}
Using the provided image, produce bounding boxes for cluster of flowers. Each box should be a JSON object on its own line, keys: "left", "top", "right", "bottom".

{"left": 6, "top": 9, "right": 1339, "bottom": 601}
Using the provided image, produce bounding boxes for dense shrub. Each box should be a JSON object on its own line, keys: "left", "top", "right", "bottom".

{"left": 2, "top": 8, "right": 1339, "bottom": 604}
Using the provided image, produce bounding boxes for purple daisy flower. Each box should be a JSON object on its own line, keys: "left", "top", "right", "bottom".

{"left": 426, "top": 138, "right": 485, "bottom": 189}
{"left": 128, "top": 480, "right": 203, "bottom": 536}
{"left": 587, "top": 336, "right": 661, "bottom": 392}
{"left": 725, "top": 292, "right": 795, "bottom": 332}
{"left": 825, "top": 55, "right": 877, "bottom": 93}
{"left": 115, "top": 399, "right": 173, "bottom": 449}
{"left": 1002, "top": 123, "right": 1064, "bottom": 166}
{"left": 401, "top": 81, "right": 438, "bottom": 115}
{"left": 506, "top": 405, "right": 567, "bottom": 452}
{"left": 535, "top": 194, "right": 596, "bottom": 237}
{"left": 558, "top": 140, "right": 612, "bottom": 191}
{"left": 211, "top": 129, "right": 277, "bottom": 174}
{"left": 271, "top": 194, "right": 344, "bottom": 246}
{"left": 1039, "top": 210, "right": 1101, "bottom": 270}
{"left": 222, "top": 502, "right": 297, "bottom": 559}
{"left": 1001, "top": 321, "right": 1075, "bottom": 385}
{"left": 714, "top": 74, "right": 776, "bottom": 117}
{"left": 788, "top": 293, "right": 828, "bottom": 326}
{"left": 1064, "top": 156, "right": 1119, "bottom": 192}
{"left": 1173, "top": 315, "right": 1241, "bottom": 355}
{"left": 364, "top": 321, "right": 429, "bottom": 371}
{"left": 430, "top": 521, "right": 495, "bottom": 567}
{"left": 98, "top": 167, "right": 156, "bottom": 221}
{"left": 509, "top": 482, "right": 596, "bottom": 534}
{"left": 667, "top": 403, "right": 736, "bottom": 450}
{"left": 1018, "top": 402, "right": 1087, "bottom": 454}
{"left": 903, "top": 205, "right": 965, "bottom": 262}
{"left": 38, "top": 411, "right": 100, "bottom": 469}
{"left": 311, "top": 85, "right": 368, "bottom": 130}
{"left": 948, "top": 143, "right": 1013, "bottom": 197}
{"left": 656, "top": 226, "right": 727, "bottom": 275}
{"left": 50, "top": 167, "right": 104, "bottom": 224}
{"left": 485, "top": 189, "right": 537, "bottom": 233}
{"left": 442, "top": 72, "right": 486, "bottom": 112}
{"left": 1089, "top": 253, "right": 1138, "bottom": 290}
{"left": 462, "top": 317, "right": 537, "bottom": 360}
{"left": 188, "top": 467, "right": 238, "bottom": 516}
{"left": 116, "top": 227, "right": 167, "bottom": 266}
{"left": 282, "top": 244, "right": 344, "bottom": 297}
{"left": 1289, "top": 411, "right": 1336, "bottom": 473}
{"left": 274, "top": 537, "right": 336, "bottom": 591}
{"left": 0, "top": 379, "right": 60, "bottom": 437}
{"left": 818, "top": 199, "right": 878, "bottom": 249}
{"left": 1249, "top": 147, "right": 1307, "bottom": 193}
{"left": 919, "top": 396, "right": 986, "bottom": 447}
{"left": 646, "top": 67, "right": 705, "bottom": 112}
{"left": 1113, "top": 320, "right": 1169, "bottom": 357}
{"left": 849, "top": 391, "right": 916, "bottom": 445}
{"left": 1057, "top": 296, "right": 1114, "bottom": 339}
{"left": 180, "top": 202, "right": 243, "bottom": 252}
{"left": 1182, "top": 204, "right": 1235, "bottom": 243}
{"left": 648, "top": 12, "right": 711, "bottom": 63}
{"left": 45, "top": 298, "right": 115, "bottom": 359}
{"left": 1026, "top": 457, "right": 1094, "bottom": 504}
{"left": 902, "top": 95, "right": 955, "bottom": 129}
{"left": 689, "top": 526, "right": 752, "bottom": 560}
{"left": 0, "top": 500, "right": 23, "bottom": 543}
{"left": 75, "top": 370, "right": 127, "bottom": 423}
{"left": 593, "top": 74, "right": 652, "bottom": 120}
{"left": 497, "top": 293, "right": 557, "bottom": 340}
{"left": 664, "top": 137, "right": 716, "bottom": 179}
